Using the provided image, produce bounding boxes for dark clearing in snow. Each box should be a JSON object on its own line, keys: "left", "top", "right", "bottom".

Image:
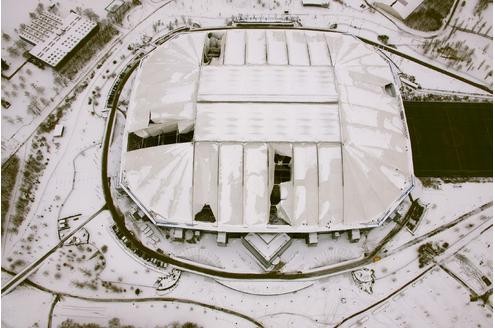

{"left": 404, "top": 101, "right": 492, "bottom": 177}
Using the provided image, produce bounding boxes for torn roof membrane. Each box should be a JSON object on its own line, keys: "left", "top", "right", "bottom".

{"left": 125, "top": 32, "right": 205, "bottom": 134}
{"left": 121, "top": 28, "right": 414, "bottom": 232}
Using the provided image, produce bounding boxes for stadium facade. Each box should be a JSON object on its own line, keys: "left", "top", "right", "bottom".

{"left": 119, "top": 28, "right": 414, "bottom": 233}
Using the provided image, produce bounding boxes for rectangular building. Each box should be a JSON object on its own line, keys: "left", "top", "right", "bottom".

{"left": 27, "top": 12, "right": 97, "bottom": 67}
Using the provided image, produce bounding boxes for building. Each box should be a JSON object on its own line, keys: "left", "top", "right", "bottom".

{"left": 105, "top": 0, "right": 132, "bottom": 24}
{"left": 53, "top": 124, "right": 64, "bottom": 137}
{"left": 119, "top": 28, "right": 414, "bottom": 234}
{"left": 23, "top": 12, "right": 97, "bottom": 67}
{"left": 374, "top": 0, "right": 424, "bottom": 20}
{"left": 19, "top": 11, "right": 64, "bottom": 45}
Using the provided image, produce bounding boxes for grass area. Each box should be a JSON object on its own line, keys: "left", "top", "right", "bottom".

{"left": 405, "top": 102, "right": 492, "bottom": 177}
{"left": 418, "top": 242, "right": 448, "bottom": 268}
{"left": 404, "top": 0, "right": 455, "bottom": 32}
{"left": 1, "top": 155, "right": 20, "bottom": 233}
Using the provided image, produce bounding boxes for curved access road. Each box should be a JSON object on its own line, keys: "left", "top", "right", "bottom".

{"left": 1, "top": 268, "right": 263, "bottom": 328}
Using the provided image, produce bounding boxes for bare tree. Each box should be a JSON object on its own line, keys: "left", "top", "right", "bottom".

{"left": 35, "top": 3, "right": 44, "bottom": 14}
{"left": 2, "top": 32, "right": 11, "bottom": 41}
{"left": 83, "top": 8, "right": 100, "bottom": 22}
{"left": 15, "top": 39, "right": 28, "bottom": 51}
{"left": 7, "top": 47, "right": 20, "bottom": 57}
{"left": 28, "top": 97, "right": 41, "bottom": 115}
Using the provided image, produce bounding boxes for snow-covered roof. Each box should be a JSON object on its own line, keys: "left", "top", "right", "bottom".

{"left": 29, "top": 13, "right": 97, "bottom": 67}
{"left": 53, "top": 124, "right": 64, "bottom": 137}
{"left": 124, "top": 143, "right": 194, "bottom": 224}
{"left": 197, "top": 65, "right": 338, "bottom": 102}
{"left": 374, "top": 0, "right": 424, "bottom": 20}
{"left": 126, "top": 32, "right": 205, "bottom": 136}
{"left": 121, "top": 28, "right": 414, "bottom": 232}
{"left": 195, "top": 103, "right": 341, "bottom": 142}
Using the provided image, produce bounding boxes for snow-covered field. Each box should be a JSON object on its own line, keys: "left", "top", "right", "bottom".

{"left": 1, "top": 283, "right": 54, "bottom": 328}
{"left": 51, "top": 295, "right": 259, "bottom": 328}
{"left": 341, "top": 266, "right": 492, "bottom": 328}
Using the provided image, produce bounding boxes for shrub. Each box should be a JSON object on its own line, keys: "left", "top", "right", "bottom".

{"left": 1, "top": 155, "right": 20, "bottom": 230}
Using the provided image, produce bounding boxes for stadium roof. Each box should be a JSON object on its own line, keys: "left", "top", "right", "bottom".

{"left": 121, "top": 28, "right": 414, "bottom": 232}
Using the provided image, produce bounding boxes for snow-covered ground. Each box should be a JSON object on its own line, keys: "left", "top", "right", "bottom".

{"left": 340, "top": 266, "right": 492, "bottom": 328}
{"left": 1, "top": 0, "right": 117, "bottom": 154}
{"left": 1, "top": 0, "right": 492, "bottom": 327}
{"left": 51, "top": 295, "right": 259, "bottom": 328}
{"left": 442, "top": 225, "right": 492, "bottom": 296}
{"left": 1, "top": 282, "right": 54, "bottom": 328}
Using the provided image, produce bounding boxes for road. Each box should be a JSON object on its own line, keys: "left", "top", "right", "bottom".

{"left": 1, "top": 206, "right": 106, "bottom": 296}
{"left": 334, "top": 267, "right": 434, "bottom": 327}
{"left": 383, "top": 201, "right": 493, "bottom": 258}
{"left": 1, "top": 268, "right": 263, "bottom": 328}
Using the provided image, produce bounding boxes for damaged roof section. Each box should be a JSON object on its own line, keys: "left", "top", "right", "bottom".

{"left": 124, "top": 142, "right": 346, "bottom": 229}
{"left": 126, "top": 32, "right": 206, "bottom": 136}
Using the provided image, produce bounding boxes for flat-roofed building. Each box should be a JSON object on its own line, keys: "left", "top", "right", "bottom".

{"left": 120, "top": 28, "right": 415, "bottom": 233}
{"left": 27, "top": 12, "right": 97, "bottom": 67}
{"left": 105, "top": 0, "right": 132, "bottom": 24}
{"left": 19, "top": 11, "right": 64, "bottom": 45}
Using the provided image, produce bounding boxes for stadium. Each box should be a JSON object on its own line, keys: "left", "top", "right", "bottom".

{"left": 119, "top": 27, "right": 415, "bottom": 234}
